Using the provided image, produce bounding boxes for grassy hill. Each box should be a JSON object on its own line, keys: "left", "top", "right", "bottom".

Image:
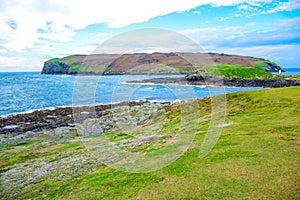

{"left": 41, "top": 52, "right": 283, "bottom": 76}
{"left": 1, "top": 87, "right": 299, "bottom": 199}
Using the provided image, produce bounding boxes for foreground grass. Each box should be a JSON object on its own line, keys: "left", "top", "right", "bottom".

{"left": 1, "top": 87, "right": 299, "bottom": 199}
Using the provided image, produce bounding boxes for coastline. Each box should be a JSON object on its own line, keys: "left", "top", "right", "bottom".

{"left": 1, "top": 73, "right": 299, "bottom": 135}
{"left": 126, "top": 77, "right": 300, "bottom": 88}
{"left": 2, "top": 77, "right": 299, "bottom": 135}
{"left": 1, "top": 86, "right": 299, "bottom": 199}
{"left": 0, "top": 100, "right": 169, "bottom": 135}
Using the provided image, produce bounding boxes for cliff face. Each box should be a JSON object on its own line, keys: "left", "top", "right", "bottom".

{"left": 41, "top": 53, "right": 283, "bottom": 75}
{"left": 41, "top": 61, "right": 70, "bottom": 74}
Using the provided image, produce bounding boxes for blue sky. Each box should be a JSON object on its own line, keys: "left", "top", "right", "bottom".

{"left": 0, "top": 0, "right": 299, "bottom": 71}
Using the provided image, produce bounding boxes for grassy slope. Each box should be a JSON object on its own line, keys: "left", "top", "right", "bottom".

{"left": 46, "top": 56, "right": 99, "bottom": 74}
{"left": 184, "top": 61, "right": 279, "bottom": 80}
{"left": 1, "top": 87, "right": 299, "bottom": 199}
{"left": 57, "top": 87, "right": 300, "bottom": 199}
{"left": 205, "top": 64, "right": 276, "bottom": 79}
{"left": 47, "top": 55, "right": 193, "bottom": 74}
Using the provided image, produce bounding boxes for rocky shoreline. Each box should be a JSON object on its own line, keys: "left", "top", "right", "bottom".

{"left": 1, "top": 85, "right": 299, "bottom": 199}
{"left": 1, "top": 77, "right": 299, "bottom": 136}
{"left": 0, "top": 101, "right": 168, "bottom": 136}
{"left": 127, "top": 77, "right": 300, "bottom": 88}
{"left": 0, "top": 101, "right": 170, "bottom": 199}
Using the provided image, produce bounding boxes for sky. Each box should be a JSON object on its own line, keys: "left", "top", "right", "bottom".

{"left": 0, "top": 0, "right": 299, "bottom": 72}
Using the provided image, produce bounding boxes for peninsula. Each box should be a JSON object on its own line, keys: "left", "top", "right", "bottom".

{"left": 41, "top": 52, "right": 300, "bottom": 87}
{"left": 41, "top": 52, "right": 283, "bottom": 75}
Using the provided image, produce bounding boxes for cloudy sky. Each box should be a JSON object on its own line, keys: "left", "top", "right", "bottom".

{"left": 0, "top": 0, "right": 299, "bottom": 71}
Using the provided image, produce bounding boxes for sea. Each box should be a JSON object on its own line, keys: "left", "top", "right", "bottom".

{"left": 281, "top": 68, "right": 300, "bottom": 76}
{"left": 0, "top": 69, "right": 299, "bottom": 117}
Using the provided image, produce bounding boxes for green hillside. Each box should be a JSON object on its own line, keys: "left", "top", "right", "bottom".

{"left": 207, "top": 64, "right": 276, "bottom": 79}
{"left": 186, "top": 62, "right": 281, "bottom": 80}
{"left": 41, "top": 53, "right": 283, "bottom": 76}
{"left": 1, "top": 87, "right": 299, "bottom": 199}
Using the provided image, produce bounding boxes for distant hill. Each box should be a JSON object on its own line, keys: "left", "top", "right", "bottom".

{"left": 41, "top": 52, "right": 283, "bottom": 75}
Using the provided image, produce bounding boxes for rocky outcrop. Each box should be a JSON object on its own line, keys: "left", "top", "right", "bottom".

{"left": 222, "top": 79, "right": 300, "bottom": 87}
{"left": 41, "top": 60, "right": 70, "bottom": 74}
{"left": 0, "top": 101, "right": 168, "bottom": 135}
{"left": 127, "top": 77, "right": 300, "bottom": 88}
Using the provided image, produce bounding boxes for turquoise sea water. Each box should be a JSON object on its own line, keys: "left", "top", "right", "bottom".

{"left": 282, "top": 68, "right": 300, "bottom": 76}
{"left": 0, "top": 72, "right": 270, "bottom": 117}
{"left": 271, "top": 68, "right": 300, "bottom": 76}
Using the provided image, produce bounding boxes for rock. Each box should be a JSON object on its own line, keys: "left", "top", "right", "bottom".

{"left": 172, "top": 99, "right": 182, "bottom": 104}
{"left": 46, "top": 115, "right": 57, "bottom": 119}
{"left": 0, "top": 151, "right": 105, "bottom": 199}
{"left": 222, "top": 79, "right": 300, "bottom": 88}
{"left": 44, "top": 127, "right": 71, "bottom": 136}
{"left": 67, "top": 123, "right": 76, "bottom": 127}
{"left": 129, "top": 77, "right": 300, "bottom": 88}
{"left": 3, "top": 125, "right": 18, "bottom": 129}
{"left": 77, "top": 119, "right": 104, "bottom": 136}
{"left": 0, "top": 101, "right": 165, "bottom": 136}
{"left": 41, "top": 60, "right": 70, "bottom": 74}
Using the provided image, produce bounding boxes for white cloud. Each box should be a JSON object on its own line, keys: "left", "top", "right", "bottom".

{"left": 214, "top": 44, "right": 300, "bottom": 68}
{"left": 95, "top": 33, "right": 114, "bottom": 38}
{"left": 39, "top": 22, "right": 76, "bottom": 42}
{"left": 216, "top": 17, "right": 231, "bottom": 22}
{"left": 245, "top": 1, "right": 263, "bottom": 7}
{"left": 209, "top": 0, "right": 269, "bottom": 7}
{"left": 2, "top": 0, "right": 296, "bottom": 71}
{"left": 0, "top": 0, "right": 270, "bottom": 52}
{"left": 239, "top": 4, "right": 251, "bottom": 10}
{"left": 267, "top": 0, "right": 300, "bottom": 13}
{"left": 181, "top": 25, "right": 300, "bottom": 68}
{"left": 270, "top": 17, "right": 300, "bottom": 28}
{"left": 180, "top": 26, "right": 241, "bottom": 35}
{"left": 180, "top": 26, "right": 241, "bottom": 42}
{"left": 192, "top": 11, "right": 201, "bottom": 14}
{"left": 181, "top": 24, "right": 300, "bottom": 49}
{"left": 0, "top": 56, "right": 28, "bottom": 67}
{"left": 0, "top": 56, "right": 45, "bottom": 71}
{"left": 180, "top": 26, "right": 243, "bottom": 52}
{"left": 0, "top": 49, "right": 8, "bottom": 53}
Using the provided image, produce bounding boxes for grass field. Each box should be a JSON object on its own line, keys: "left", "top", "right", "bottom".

{"left": 184, "top": 63, "right": 279, "bottom": 80}
{"left": 206, "top": 64, "right": 276, "bottom": 79}
{"left": 1, "top": 87, "right": 299, "bottom": 199}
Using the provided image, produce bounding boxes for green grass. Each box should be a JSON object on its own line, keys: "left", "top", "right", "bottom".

{"left": 204, "top": 64, "right": 276, "bottom": 79}
{"left": 147, "top": 65, "right": 192, "bottom": 73}
{"left": 58, "top": 87, "right": 299, "bottom": 199}
{"left": 15, "top": 140, "right": 38, "bottom": 147}
{"left": 47, "top": 58, "right": 63, "bottom": 63}
{"left": 0, "top": 141, "right": 83, "bottom": 169}
{"left": 46, "top": 56, "right": 85, "bottom": 74}
{"left": 68, "top": 65, "right": 80, "bottom": 73}
{"left": 46, "top": 143, "right": 82, "bottom": 154}
{"left": 252, "top": 60, "right": 281, "bottom": 71}
{"left": 1, "top": 87, "right": 299, "bottom": 199}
